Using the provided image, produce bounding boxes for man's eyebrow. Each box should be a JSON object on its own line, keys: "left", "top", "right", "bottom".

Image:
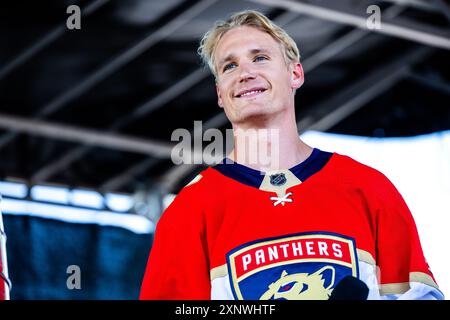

{"left": 217, "top": 48, "right": 272, "bottom": 69}
{"left": 249, "top": 48, "right": 271, "bottom": 55}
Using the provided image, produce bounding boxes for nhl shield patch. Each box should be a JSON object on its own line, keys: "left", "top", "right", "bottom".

{"left": 269, "top": 173, "right": 286, "bottom": 186}
{"left": 226, "top": 232, "right": 359, "bottom": 300}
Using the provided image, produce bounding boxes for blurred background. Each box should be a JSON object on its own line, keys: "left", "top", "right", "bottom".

{"left": 0, "top": 0, "right": 449, "bottom": 299}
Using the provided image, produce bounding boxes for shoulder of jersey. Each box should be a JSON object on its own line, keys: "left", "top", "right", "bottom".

{"left": 180, "top": 167, "right": 219, "bottom": 192}
{"left": 332, "top": 153, "right": 390, "bottom": 184}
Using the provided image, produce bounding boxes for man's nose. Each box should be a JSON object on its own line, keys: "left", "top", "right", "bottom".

{"left": 238, "top": 62, "right": 256, "bottom": 82}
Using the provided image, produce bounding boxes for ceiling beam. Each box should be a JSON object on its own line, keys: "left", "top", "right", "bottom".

{"left": 99, "top": 158, "right": 160, "bottom": 193}
{"left": 0, "top": 0, "right": 110, "bottom": 81}
{"left": 0, "top": 0, "right": 218, "bottom": 151}
{"left": 298, "top": 47, "right": 431, "bottom": 132}
{"left": 407, "top": 72, "right": 450, "bottom": 97}
{"left": 36, "top": 0, "right": 217, "bottom": 119}
{"left": 382, "top": 0, "right": 439, "bottom": 11}
{"left": 30, "top": 68, "right": 210, "bottom": 182}
{"left": 246, "top": 0, "right": 450, "bottom": 50}
{"left": 0, "top": 113, "right": 174, "bottom": 157}
{"left": 299, "top": 69, "right": 406, "bottom": 132}
{"left": 302, "top": 4, "right": 405, "bottom": 73}
{"left": 99, "top": 112, "right": 228, "bottom": 192}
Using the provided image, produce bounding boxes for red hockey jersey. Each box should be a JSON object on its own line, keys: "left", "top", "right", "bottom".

{"left": 140, "top": 149, "right": 443, "bottom": 300}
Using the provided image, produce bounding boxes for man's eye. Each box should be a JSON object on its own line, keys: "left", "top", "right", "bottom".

{"left": 223, "top": 62, "right": 237, "bottom": 72}
{"left": 254, "top": 55, "right": 268, "bottom": 62}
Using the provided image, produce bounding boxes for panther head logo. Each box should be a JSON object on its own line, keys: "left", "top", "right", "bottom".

{"left": 259, "top": 266, "right": 335, "bottom": 300}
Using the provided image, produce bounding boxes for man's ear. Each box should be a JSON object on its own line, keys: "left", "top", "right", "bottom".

{"left": 291, "top": 62, "right": 304, "bottom": 90}
{"left": 216, "top": 84, "right": 224, "bottom": 108}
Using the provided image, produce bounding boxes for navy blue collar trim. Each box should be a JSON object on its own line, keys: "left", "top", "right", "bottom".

{"left": 212, "top": 148, "right": 333, "bottom": 189}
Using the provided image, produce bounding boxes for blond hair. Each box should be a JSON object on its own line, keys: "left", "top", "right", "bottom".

{"left": 198, "top": 10, "right": 301, "bottom": 78}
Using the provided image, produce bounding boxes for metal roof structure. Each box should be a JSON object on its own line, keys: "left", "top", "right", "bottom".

{"left": 1, "top": 0, "right": 449, "bottom": 197}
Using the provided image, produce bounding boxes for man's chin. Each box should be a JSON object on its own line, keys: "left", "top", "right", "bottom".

{"left": 233, "top": 108, "right": 274, "bottom": 126}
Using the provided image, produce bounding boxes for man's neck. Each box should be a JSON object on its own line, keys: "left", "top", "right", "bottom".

{"left": 228, "top": 114, "right": 313, "bottom": 172}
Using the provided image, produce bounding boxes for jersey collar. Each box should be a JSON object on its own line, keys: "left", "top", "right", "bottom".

{"left": 212, "top": 148, "right": 333, "bottom": 190}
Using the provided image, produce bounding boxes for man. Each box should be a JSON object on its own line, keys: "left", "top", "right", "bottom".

{"left": 140, "top": 10, "right": 443, "bottom": 300}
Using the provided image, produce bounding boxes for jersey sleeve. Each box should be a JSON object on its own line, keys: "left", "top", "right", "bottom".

{"left": 139, "top": 182, "right": 211, "bottom": 300}
{"left": 374, "top": 173, "right": 444, "bottom": 300}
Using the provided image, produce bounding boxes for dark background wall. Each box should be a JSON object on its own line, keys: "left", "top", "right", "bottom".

{"left": 3, "top": 213, "right": 152, "bottom": 299}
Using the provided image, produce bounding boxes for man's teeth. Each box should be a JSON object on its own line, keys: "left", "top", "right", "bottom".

{"left": 240, "top": 89, "right": 264, "bottom": 97}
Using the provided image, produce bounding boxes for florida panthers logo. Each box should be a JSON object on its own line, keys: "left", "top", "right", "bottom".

{"left": 226, "top": 232, "right": 359, "bottom": 300}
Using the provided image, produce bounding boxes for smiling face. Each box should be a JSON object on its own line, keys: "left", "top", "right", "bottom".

{"left": 214, "top": 26, "right": 304, "bottom": 127}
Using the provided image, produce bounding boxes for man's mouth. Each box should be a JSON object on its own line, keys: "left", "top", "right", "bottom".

{"left": 235, "top": 88, "right": 267, "bottom": 98}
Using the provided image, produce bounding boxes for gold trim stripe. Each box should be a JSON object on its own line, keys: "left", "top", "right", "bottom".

{"left": 379, "top": 272, "right": 442, "bottom": 296}
{"left": 410, "top": 272, "right": 440, "bottom": 290}
{"left": 210, "top": 264, "right": 228, "bottom": 281}
{"left": 356, "top": 249, "right": 376, "bottom": 265}
{"left": 380, "top": 282, "right": 410, "bottom": 295}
